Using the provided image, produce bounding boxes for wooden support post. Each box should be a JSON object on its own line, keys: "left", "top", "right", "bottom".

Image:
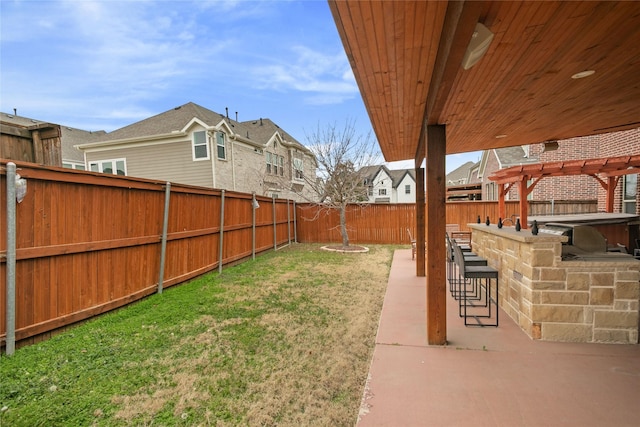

{"left": 518, "top": 178, "right": 528, "bottom": 229}
{"left": 606, "top": 176, "right": 616, "bottom": 212}
{"left": 425, "top": 124, "right": 447, "bottom": 345}
{"left": 416, "top": 167, "right": 426, "bottom": 277}
{"left": 498, "top": 183, "right": 506, "bottom": 220}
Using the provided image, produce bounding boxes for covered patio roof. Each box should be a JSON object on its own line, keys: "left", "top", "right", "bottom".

{"left": 489, "top": 154, "right": 640, "bottom": 226}
{"left": 328, "top": 0, "right": 640, "bottom": 344}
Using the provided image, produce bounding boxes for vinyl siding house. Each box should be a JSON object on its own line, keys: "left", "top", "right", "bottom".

{"left": 361, "top": 165, "right": 416, "bottom": 203}
{"left": 75, "top": 103, "right": 317, "bottom": 202}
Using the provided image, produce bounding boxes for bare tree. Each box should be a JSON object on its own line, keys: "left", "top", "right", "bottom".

{"left": 301, "top": 119, "right": 379, "bottom": 247}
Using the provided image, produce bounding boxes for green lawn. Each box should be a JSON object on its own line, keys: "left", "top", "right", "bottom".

{"left": 1, "top": 244, "right": 394, "bottom": 426}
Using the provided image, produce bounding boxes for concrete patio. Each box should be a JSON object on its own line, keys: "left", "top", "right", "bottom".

{"left": 356, "top": 249, "right": 640, "bottom": 426}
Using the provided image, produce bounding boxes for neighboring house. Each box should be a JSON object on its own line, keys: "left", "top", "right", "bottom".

{"left": 446, "top": 161, "right": 476, "bottom": 186}
{"left": 75, "top": 102, "right": 317, "bottom": 202}
{"left": 478, "top": 128, "right": 640, "bottom": 214}
{"left": 445, "top": 161, "right": 481, "bottom": 200}
{"left": 361, "top": 165, "right": 416, "bottom": 203}
{"left": 1, "top": 111, "right": 107, "bottom": 169}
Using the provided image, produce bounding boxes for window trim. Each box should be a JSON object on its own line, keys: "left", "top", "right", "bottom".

{"left": 192, "top": 130, "right": 210, "bottom": 161}
{"left": 216, "top": 131, "right": 226, "bottom": 160}
{"left": 89, "top": 158, "right": 127, "bottom": 176}
{"left": 623, "top": 173, "right": 637, "bottom": 214}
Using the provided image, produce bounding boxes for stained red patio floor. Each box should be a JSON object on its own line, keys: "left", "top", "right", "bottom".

{"left": 356, "top": 249, "right": 640, "bottom": 426}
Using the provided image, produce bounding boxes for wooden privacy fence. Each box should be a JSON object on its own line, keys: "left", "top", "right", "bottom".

{"left": 1, "top": 161, "right": 295, "bottom": 350}
{"left": 296, "top": 201, "right": 522, "bottom": 244}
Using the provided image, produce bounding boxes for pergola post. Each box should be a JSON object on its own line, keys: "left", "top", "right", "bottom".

{"left": 416, "top": 167, "right": 426, "bottom": 277}
{"left": 606, "top": 176, "right": 616, "bottom": 212}
{"left": 519, "top": 178, "right": 528, "bottom": 229}
{"left": 498, "top": 183, "right": 506, "bottom": 220}
{"left": 425, "top": 124, "right": 447, "bottom": 345}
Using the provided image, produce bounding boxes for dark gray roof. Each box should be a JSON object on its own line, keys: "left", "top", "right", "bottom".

{"left": 90, "top": 102, "right": 308, "bottom": 152}
{"left": 494, "top": 146, "right": 539, "bottom": 167}
{"left": 389, "top": 168, "right": 416, "bottom": 188}
{"left": 446, "top": 161, "right": 476, "bottom": 186}
{"left": 94, "top": 102, "right": 236, "bottom": 142}
{"left": 359, "top": 165, "right": 415, "bottom": 188}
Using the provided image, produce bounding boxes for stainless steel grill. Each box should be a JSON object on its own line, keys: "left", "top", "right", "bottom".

{"left": 539, "top": 223, "right": 633, "bottom": 261}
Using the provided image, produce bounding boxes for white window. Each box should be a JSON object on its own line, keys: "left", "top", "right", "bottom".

{"left": 405, "top": 184, "right": 411, "bottom": 194}
{"left": 293, "top": 158, "right": 304, "bottom": 180}
{"left": 193, "top": 131, "right": 209, "bottom": 160}
{"left": 379, "top": 188, "right": 387, "bottom": 196}
{"left": 266, "top": 152, "right": 283, "bottom": 175}
{"left": 89, "top": 159, "right": 126, "bottom": 175}
{"left": 63, "top": 162, "right": 85, "bottom": 171}
{"left": 623, "top": 174, "right": 637, "bottom": 214}
{"left": 216, "top": 132, "right": 226, "bottom": 160}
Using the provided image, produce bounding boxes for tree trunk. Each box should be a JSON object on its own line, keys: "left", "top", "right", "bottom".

{"left": 339, "top": 204, "right": 349, "bottom": 247}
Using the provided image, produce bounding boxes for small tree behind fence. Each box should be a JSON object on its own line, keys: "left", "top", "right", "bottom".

{"left": 1, "top": 161, "right": 295, "bottom": 350}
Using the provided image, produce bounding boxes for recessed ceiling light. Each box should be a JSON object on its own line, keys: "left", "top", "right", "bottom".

{"left": 495, "top": 134, "right": 507, "bottom": 139}
{"left": 571, "top": 70, "right": 595, "bottom": 79}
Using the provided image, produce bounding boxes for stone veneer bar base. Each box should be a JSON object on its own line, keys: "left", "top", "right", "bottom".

{"left": 469, "top": 224, "right": 640, "bottom": 344}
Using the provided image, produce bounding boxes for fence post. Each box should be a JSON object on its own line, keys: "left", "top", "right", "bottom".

{"left": 158, "top": 182, "right": 171, "bottom": 294}
{"left": 252, "top": 192, "right": 257, "bottom": 260}
{"left": 287, "top": 199, "right": 291, "bottom": 244}
{"left": 272, "top": 194, "right": 277, "bottom": 250}
{"left": 5, "top": 162, "right": 17, "bottom": 355}
{"left": 218, "top": 190, "right": 225, "bottom": 273}
{"left": 293, "top": 201, "right": 297, "bottom": 243}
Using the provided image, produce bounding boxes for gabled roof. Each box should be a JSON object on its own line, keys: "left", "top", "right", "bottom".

{"left": 493, "top": 146, "right": 539, "bottom": 168}
{"left": 446, "top": 161, "right": 476, "bottom": 186}
{"left": 91, "top": 102, "right": 241, "bottom": 142}
{"left": 388, "top": 168, "right": 416, "bottom": 188}
{"left": 360, "top": 165, "right": 416, "bottom": 188}
{"left": 80, "top": 102, "right": 311, "bottom": 155}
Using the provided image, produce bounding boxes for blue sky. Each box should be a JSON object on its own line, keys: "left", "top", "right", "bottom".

{"left": 0, "top": 0, "right": 480, "bottom": 173}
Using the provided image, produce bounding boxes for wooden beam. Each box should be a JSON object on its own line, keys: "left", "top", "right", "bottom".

{"left": 416, "top": 167, "right": 426, "bottom": 277}
{"left": 498, "top": 183, "right": 506, "bottom": 220}
{"left": 606, "top": 176, "right": 617, "bottom": 212}
{"left": 518, "top": 178, "right": 528, "bottom": 229}
{"left": 426, "top": 124, "right": 447, "bottom": 345}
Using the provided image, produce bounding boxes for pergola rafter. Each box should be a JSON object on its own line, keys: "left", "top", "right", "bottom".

{"left": 490, "top": 154, "right": 640, "bottom": 227}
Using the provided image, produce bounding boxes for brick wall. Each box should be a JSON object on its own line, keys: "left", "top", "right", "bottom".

{"left": 491, "top": 128, "right": 640, "bottom": 213}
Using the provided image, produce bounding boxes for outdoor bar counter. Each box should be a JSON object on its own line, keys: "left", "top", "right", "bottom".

{"left": 468, "top": 223, "right": 640, "bottom": 344}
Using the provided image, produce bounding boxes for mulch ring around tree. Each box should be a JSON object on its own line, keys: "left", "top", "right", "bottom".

{"left": 320, "top": 245, "right": 369, "bottom": 253}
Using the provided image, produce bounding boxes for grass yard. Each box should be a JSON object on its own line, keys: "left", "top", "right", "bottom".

{"left": 0, "top": 244, "right": 395, "bottom": 426}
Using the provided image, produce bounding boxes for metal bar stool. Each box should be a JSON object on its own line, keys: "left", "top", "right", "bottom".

{"left": 447, "top": 236, "right": 486, "bottom": 303}
{"left": 453, "top": 243, "right": 499, "bottom": 327}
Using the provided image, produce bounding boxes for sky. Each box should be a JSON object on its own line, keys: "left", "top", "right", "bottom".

{"left": 0, "top": 0, "right": 481, "bottom": 173}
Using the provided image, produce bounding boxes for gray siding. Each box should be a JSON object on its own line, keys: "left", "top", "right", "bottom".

{"left": 86, "top": 140, "right": 213, "bottom": 188}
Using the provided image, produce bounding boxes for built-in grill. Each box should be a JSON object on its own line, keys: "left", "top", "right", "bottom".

{"left": 538, "top": 223, "right": 634, "bottom": 261}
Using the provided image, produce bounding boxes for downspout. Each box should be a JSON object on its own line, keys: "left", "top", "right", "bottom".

{"left": 209, "top": 131, "right": 216, "bottom": 188}
{"left": 231, "top": 136, "right": 236, "bottom": 191}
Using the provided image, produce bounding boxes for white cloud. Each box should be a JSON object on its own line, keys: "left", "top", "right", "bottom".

{"left": 251, "top": 45, "right": 358, "bottom": 104}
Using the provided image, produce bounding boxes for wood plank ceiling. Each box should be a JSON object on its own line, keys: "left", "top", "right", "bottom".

{"left": 329, "top": 1, "right": 640, "bottom": 162}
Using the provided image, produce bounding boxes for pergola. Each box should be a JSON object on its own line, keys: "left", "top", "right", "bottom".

{"left": 328, "top": 1, "right": 640, "bottom": 344}
{"left": 490, "top": 154, "right": 640, "bottom": 228}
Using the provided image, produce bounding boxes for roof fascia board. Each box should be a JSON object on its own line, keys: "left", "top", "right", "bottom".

{"left": 75, "top": 132, "right": 187, "bottom": 150}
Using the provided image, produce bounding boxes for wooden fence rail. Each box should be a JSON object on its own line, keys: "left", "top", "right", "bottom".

{"left": 1, "top": 161, "right": 295, "bottom": 349}
{"left": 295, "top": 200, "right": 598, "bottom": 244}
